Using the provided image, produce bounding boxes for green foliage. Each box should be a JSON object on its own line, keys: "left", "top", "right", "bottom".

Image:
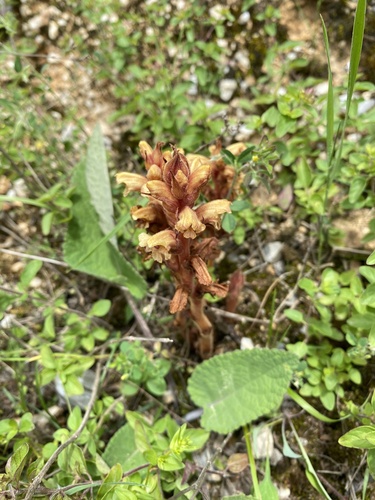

{"left": 188, "top": 349, "right": 299, "bottom": 433}
{"left": 111, "top": 341, "right": 171, "bottom": 397}
{"left": 102, "top": 411, "right": 209, "bottom": 498}
{"left": 287, "top": 268, "right": 370, "bottom": 410}
{"left": 63, "top": 127, "right": 147, "bottom": 298}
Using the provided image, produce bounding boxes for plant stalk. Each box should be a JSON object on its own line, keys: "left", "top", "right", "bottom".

{"left": 244, "top": 424, "right": 261, "bottom": 500}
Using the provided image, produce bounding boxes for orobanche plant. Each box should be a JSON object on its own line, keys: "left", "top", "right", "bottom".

{"left": 116, "top": 140, "right": 246, "bottom": 358}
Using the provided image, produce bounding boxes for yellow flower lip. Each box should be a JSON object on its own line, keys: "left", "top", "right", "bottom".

{"left": 138, "top": 229, "right": 177, "bottom": 263}
{"left": 116, "top": 172, "right": 147, "bottom": 196}
{"left": 175, "top": 206, "right": 206, "bottom": 239}
{"left": 195, "top": 199, "right": 231, "bottom": 230}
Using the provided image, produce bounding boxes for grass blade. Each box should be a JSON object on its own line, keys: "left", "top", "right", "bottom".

{"left": 320, "top": 15, "right": 334, "bottom": 166}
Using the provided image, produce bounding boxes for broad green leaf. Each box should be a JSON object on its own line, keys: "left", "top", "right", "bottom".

{"left": 63, "top": 160, "right": 146, "bottom": 298}
{"left": 188, "top": 349, "right": 299, "bottom": 433}
{"left": 86, "top": 125, "right": 117, "bottom": 248}
{"left": 102, "top": 423, "right": 145, "bottom": 471}
{"left": 339, "top": 425, "right": 375, "bottom": 449}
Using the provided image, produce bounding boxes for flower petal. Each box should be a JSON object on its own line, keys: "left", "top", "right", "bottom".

{"left": 187, "top": 163, "right": 211, "bottom": 196}
{"left": 138, "top": 229, "right": 177, "bottom": 263}
{"left": 116, "top": 172, "right": 147, "bottom": 196}
{"left": 191, "top": 256, "right": 212, "bottom": 285}
{"left": 195, "top": 199, "right": 231, "bottom": 230}
{"left": 170, "top": 287, "right": 189, "bottom": 313}
{"left": 175, "top": 206, "right": 206, "bottom": 239}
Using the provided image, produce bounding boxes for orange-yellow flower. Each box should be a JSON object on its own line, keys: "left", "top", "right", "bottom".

{"left": 195, "top": 200, "right": 231, "bottom": 229}
{"left": 138, "top": 229, "right": 177, "bottom": 263}
{"left": 187, "top": 163, "right": 211, "bottom": 198}
{"left": 175, "top": 206, "right": 206, "bottom": 239}
{"left": 131, "top": 204, "right": 165, "bottom": 228}
{"left": 116, "top": 172, "right": 147, "bottom": 196}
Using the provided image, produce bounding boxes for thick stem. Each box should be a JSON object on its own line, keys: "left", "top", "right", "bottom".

{"left": 189, "top": 294, "right": 214, "bottom": 359}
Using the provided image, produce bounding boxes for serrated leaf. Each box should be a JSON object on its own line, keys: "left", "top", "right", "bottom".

{"left": 63, "top": 160, "right": 146, "bottom": 299}
{"left": 188, "top": 349, "right": 299, "bottom": 433}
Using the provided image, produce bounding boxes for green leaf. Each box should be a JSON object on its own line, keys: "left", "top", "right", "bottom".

{"left": 221, "top": 149, "right": 236, "bottom": 165}
{"left": 284, "top": 309, "right": 304, "bottom": 323}
{"left": 230, "top": 200, "right": 251, "bottom": 212}
{"left": 222, "top": 213, "right": 237, "bottom": 233}
{"left": 19, "top": 260, "right": 43, "bottom": 290}
{"left": 88, "top": 299, "right": 111, "bottom": 317}
{"left": 41, "top": 211, "right": 54, "bottom": 236}
{"left": 320, "top": 15, "right": 334, "bottom": 166}
{"left": 103, "top": 423, "right": 145, "bottom": 471}
{"left": 368, "top": 449, "right": 375, "bottom": 479}
{"left": 97, "top": 463, "right": 124, "bottom": 499}
{"left": 259, "top": 459, "right": 278, "bottom": 500}
{"left": 349, "top": 177, "right": 367, "bottom": 203}
{"left": 86, "top": 125, "right": 117, "bottom": 248}
{"left": 296, "top": 158, "right": 312, "bottom": 188}
{"left": 63, "top": 160, "right": 146, "bottom": 299}
{"left": 287, "top": 389, "right": 343, "bottom": 423}
{"left": 188, "top": 349, "right": 299, "bottom": 433}
{"left": 367, "top": 250, "right": 375, "bottom": 265}
{"left": 14, "top": 55, "right": 22, "bottom": 72}
{"left": 5, "top": 443, "right": 29, "bottom": 486}
{"left": 339, "top": 425, "right": 375, "bottom": 449}
{"left": 361, "top": 283, "right": 375, "bottom": 306}
{"left": 359, "top": 266, "right": 375, "bottom": 283}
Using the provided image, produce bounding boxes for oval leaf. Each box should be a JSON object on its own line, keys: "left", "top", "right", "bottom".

{"left": 188, "top": 349, "right": 299, "bottom": 433}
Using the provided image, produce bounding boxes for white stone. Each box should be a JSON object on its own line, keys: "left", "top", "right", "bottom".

{"left": 48, "top": 21, "right": 59, "bottom": 40}
{"left": 358, "top": 99, "right": 375, "bottom": 115}
{"left": 240, "top": 337, "right": 254, "bottom": 350}
{"left": 253, "top": 425, "right": 274, "bottom": 460}
{"left": 238, "top": 11, "right": 250, "bottom": 24}
{"left": 219, "top": 78, "right": 237, "bottom": 101}
{"left": 263, "top": 241, "right": 283, "bottom": 263}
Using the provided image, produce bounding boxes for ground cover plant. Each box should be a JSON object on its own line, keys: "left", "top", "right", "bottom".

{"left": 2, "top": 0, "right": 375, "bottom": 498}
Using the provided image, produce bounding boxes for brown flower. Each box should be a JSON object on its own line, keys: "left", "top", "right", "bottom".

{"left": 195, "top": 200, "right": 231, "bottom": 229}
{"left": 170, "top": 286, "right": 189, "bottom": 314}
{"left": 191, "top": 256, "right": 212, "bottom": 285}
{"left": 175, "top": 206, "right": 206, "bottom": 239}
{"left": 116, "top": 172, "right": 147, "bottom": 196}
{"left": 138, "top": 229, "right": 177, "bottom": 263}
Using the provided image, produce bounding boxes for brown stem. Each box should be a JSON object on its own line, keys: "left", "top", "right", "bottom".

{"left": 189, "top": 295, "right": 214, "bottom": 359}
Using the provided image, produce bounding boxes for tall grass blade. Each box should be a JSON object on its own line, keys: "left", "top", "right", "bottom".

{"left": 331, "top": 0, "right": 367, "bottom": 179}
{"left": 320, "top": 15, "right": 334, "bottom": 166}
